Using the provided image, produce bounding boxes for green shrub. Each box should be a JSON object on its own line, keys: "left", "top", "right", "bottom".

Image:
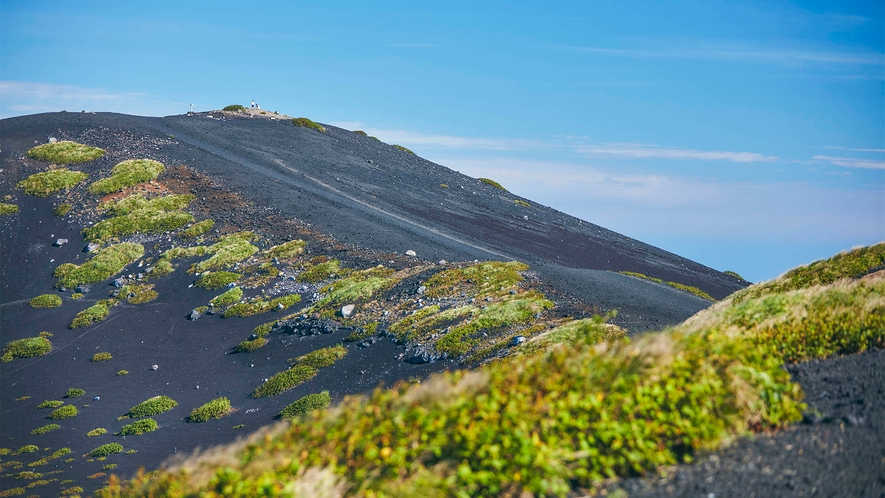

{"left": 87, "top": 428, "right": 108, "bottom": 437}
{"left": 354, "top": 130, "right": 367, "bottom": 136}
{"left": 117, "top": 418, "right": 158, "bottom": 435}
{"left": 117, "top": 370, "right": 129, "bottom": 376}
{"left": 29, "top": 294, "right": 62, "bottom": 308}
{"left": 16, "top": 168, "right": 88, "bottom": 196}
{"left": 89, "top": 443, "right": 123, "bottom": 457}
{"left": 30, "top": 424, "right": 60, "bottom": 435}
{"left": 194, "top": 271, "right": 241, "bottom": 290}
{"left": 264, "top": 239, "right": 306, "bottom": 259}
{"left": 279, "top": 391, "right": 331, "bottom": 420}
{"left": 70, "top": 303, "right": 110, "bottom": 328}
{"left": 295, "top": 345, "right": 347, "bottom": 369}
{"left": 89, "top": 159, "right": 165, "bottom": 194}
{"left": 223, "top": 104, "right": 246, "bottom": 111}
{"left": 84, "top": 207, "right": 194, "bottom": 243}
{"left": 71, "top": 292, "right": 84, "bottom": 300}
{"left": 223, "top": 293, "right": 301, "bottom": 318}
{"left": 14, "top": 445, "right": 38, "bottom": 454}
{"left": 54, "top": 242, "right": 144, "bottom": 289}
{"left": 54, "top": 203, "right": 72, "bottom": 216}
{"left": 36, "top": 400, "right": 64, "bottom": 409}
{"left": 252, "top": 365, "right": 317, "bottom": 398}
{"left": 0, "top": 202, "right": 18, "bottom": 215}
{"left": 297, "top": 259, "right": 340, "bottom": 283}
{"left": 104, "top": 463, "right": 118, "bottom": 470}
{"left": 190, "top": 232, "right": 258, "bottom": 273}
{"left": 47, "top": 405, "right": 78, "bottom": 420}
{"left": 187, "top": 397, "right": 232, "bottom": 422}
{"left": 514, "top": 199, "right": 530, "bottom": 207}
{"left": 60, "top": 486, "right": 85, "bottom": 496}
{"left": 92, "top": 352, "right": 113, "bottom": 362}
{"left": 126, "top": 396, "right": 178, "bottom": 418}
{"left": 292, "top": 117, "right": 326, "bottom": 132}
{"left": 393, "top": 144, "right": 415, "bottom": 155}
{"left": 27, "top": 141, "right": 105, "bottom": 164}
{"left": 1, "top": 336, "right": 52, "bottom": 362}
{"left": 65, "top": 388, "right": 86, "bottom": 398}
{"left": 210, "top": 287, "right": 242, "bottom": 307}
{"left": 180, "top": 219, "right": 214, "bottom": 238}
{"left": 479, "top": 177, "right": 507, "bottom": 191}
{"left": 234, "top": 337, "right": 268, "bottom": 352}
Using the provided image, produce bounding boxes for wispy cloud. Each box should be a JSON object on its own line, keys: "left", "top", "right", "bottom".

{"left": 824, "top": 146, "right": 885, "bottom": 153}
{"left": 328, "top": 123, "right": 541, "bottom": 150}
{"left": 576, "top": 143, "right": 778, "bottom": 163}
{"left": 813, "top": 155, "right": 885, "bottom": 170}
{"left": 0, "top": 81, "right": 184, "bottom": 118}
{"left": 555, "top": 44, "right": 885, "bottom": 66}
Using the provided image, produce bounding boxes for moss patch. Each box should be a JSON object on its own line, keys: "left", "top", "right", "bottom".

{"left": 223, "top": 293, "right": 301, "bottom": 318}
{"left": 393, "top": 144, "right": 415, "bottom": 155}
{"left": 253, "top": 346, "right": 346, "bottom": 398}
{"left": 0, "top": 202, "right": 19, "bottom": 215}
{"left": 117, "top": 419, "right": 158, "bottom": 436}
{"left": 187, "top": 397, "right": 232, "bottom": 422}
{"left": 125, "top": 396, "right": 178, "bottom": 418}
{"left": 292, "top": 117, "right": 326, "bottom": 132}
{"left": 29, "top": 294, "right": 62, "bottom": 308}
{"left": 70, "top": 302, "right": 110, "bottom": 328}
{"left": 65, "top": 388, "right": 86, "bottom": 398}
{"left": 279, "top": 391, "right": 331, "bottom": 420}
{"left": 16, "top": 168, "right": 88, "bottom": 197}
{"left": 54, "top": 203, "right": 72, "bottom": 217}
{"left": 89, "top": 159, "right": 165, "bottom": 194}
{"left": 1, "top": 336, "right": 52, "bottom": 362}
{"left": 84, "top": 194, "right": 194, "bottom": 243}
{"left": 264, "top": 239, "right": 306, "bottom": 260}
{"left": 91, "top": 352, "right": 112, "bottom": 362}
{"left": 619, "top": 271, "right": 716, "bottom": 301}
{"left": 234, "top": 337, "right": 268, "bottom": 352}
{"left": 425, "top": 261, "right": 528, "bottom": 299}
{"left": 47, "top": 405, "right": 78, "bottom": 420}
{"left": 54, "top": 242, "right": 144, "bottom": 289}
{"left": 195, "top": 271, "right": 241, "bottom": 290}
{"left": 223, "top": 104, "right": 246, "bottom": 111}
{"left": 86, "top": 428, "right": 108, "bottom": 437}
{"left": 514, "top": 199, "right": 530, "bottom": 207}
{"left": 89, "top": 443, "right": 123, "bottom": 457}
{"left": 297, "top": 259, "right": 340, "bottom": 283}
{"left": 479, "top": 177, "right": 507, "bottom": 191}
{"left": 210, "top": 287, "right": 243, "bottom": 308}
{"left": 27, "top": 141, "right": 105, "bottom": 164}
{"left": 36, "top": 400, "right": 64, "bottom": 409}
{"left": 179, "top": 219, "right": 214, "bottom": 238}
{"left": 30, "top": 424, "right": 60, "bottom": 435}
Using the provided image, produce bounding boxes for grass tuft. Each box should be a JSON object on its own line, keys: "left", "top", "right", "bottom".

{"left": 223, "top": 104, "right": 246, "bottom": 111}
{"left": 29, "top": 294, "right": 62, "bottom": 308}
{"left": 36, "top": 400, "right": 64, "bottom": 409}
{"left": 253, "top": 346, "right": 346, "bottom": 398}
{"left": 279, "top": 391, "right": 331, "bottom": 420}
{"left": 117, "top": 419, "right": 158, "bottom": 436}
{"left": 187, "top": 397, "right": 232, "bottom": 422}
{"left": 89, "top": 443, "right": 123, "bottom": 457}
{"left": 92, "top": 352, "right": 113, "bottom": 362}
{"left": 0, "top": 202, "right": 19, "bottom": 215}
{"left": 292, "top": 117, "right": 326, "bottom": 132}
{"left": 30, "top": 424, "right": 60, "bottom": 435}
{"left": 126, "top": 396, "right": 178, "bottom": 418}
{"left": 297, "top": 259, "right": 340, "bottom": 283}
{"left": 264, "top": 239, "right": 306, "bottom": 260}
{"left": 87, "top": 428, "right": 108, "bottom": 437}
{"left": 195, "top": 271, "right": 241, "bottom": 290}
{"left": 89, "top": 159, "right": 165, "bottom": 194}
{"left": 65, "top": 388, "right": 86, "bottom": 398}
{"left": 724, "top": 270, "right": 746, "bottom": 281}
{"left": 210, "top": 287, "right": 243, "bottom": 308}
{"left": 222, "top": 293, "right": 301, "bottom": 318}
{"left": 514, "top": 199, "right": 530, "bottom": 207}
{"left": 27, "top": 141, "right": 105, "bottom": 164}
{"left": 478, "top": 177, "right": 507, "bottom": 191}
{"left": 70, "top": 302, "right": 110, "bottom": 328}
{"left": 16, "top": 168, "right": 88, "bottom": 196}
{"left": 55, "top": 242, "right": 144, "bottom": 289}
{"left": 47, "top": 405, "right": 78, "bottom": 420}
{"left": 619, "top": 271, "right": 716, "bottom": 301}
{"left": 1, "top": 336, "right": 52, "bottom": 362}
{"left": 393, "top": 144, "right": 415, "bottom": 155}
{"left": 54, "top": 203, "right": 72, "bottom": 216}
{"left": 180, "top": 219, "right": 215, "bottom": 238}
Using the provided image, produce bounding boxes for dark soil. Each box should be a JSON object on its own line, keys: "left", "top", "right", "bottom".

{"left": 1, "top": 111, "right": 878, "bottom": 497}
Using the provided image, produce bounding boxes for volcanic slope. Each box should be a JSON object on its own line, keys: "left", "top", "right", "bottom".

{"left": 0, "top": 110, "right": 745, "bottom": 496}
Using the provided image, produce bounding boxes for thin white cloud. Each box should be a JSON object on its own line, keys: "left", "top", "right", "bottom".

{"left": 813, "top": 155, "right": 885, "bottom": 170}
{"left": 327, "top": 123, "right": 542, "bottom": 150}
{"left": 576, "top": 143, "right": 778, "bottom": 163}
{"left": 556, "top": 45, "right": 885, "bottom": 66}
{"left": 824, "top": 146, "right": 885, "bottom": 153}
{"left": 0, "top": 81, "right": 184, "bottom": 117}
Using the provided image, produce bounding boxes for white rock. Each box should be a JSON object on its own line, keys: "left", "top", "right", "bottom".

{"left": 341, "top": 304, "right": 355, "bottom": 318}
{"left": 405, "top": 250, "right": 417, "bottom": 257}
{"left": 151, "top": 364, "right": 159, "bottom": 370}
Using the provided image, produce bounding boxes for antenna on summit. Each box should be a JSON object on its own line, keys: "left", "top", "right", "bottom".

{"left": 189, "top": 103, "right": 194, "bottom": 113}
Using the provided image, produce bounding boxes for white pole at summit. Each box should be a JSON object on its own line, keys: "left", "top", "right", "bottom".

{"left": 189, "top": 103, "right": 194, "bottom": 113}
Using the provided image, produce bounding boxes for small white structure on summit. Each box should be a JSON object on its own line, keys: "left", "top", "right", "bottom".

{"left": 251, "top": 99, "right": 260, "bottom": 109}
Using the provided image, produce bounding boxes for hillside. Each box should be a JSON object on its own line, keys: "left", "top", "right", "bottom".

{"left": 0, "top": 110, "right": 877, "bottom": 497}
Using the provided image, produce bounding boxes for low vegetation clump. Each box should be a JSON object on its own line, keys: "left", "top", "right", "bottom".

{"left": 89, "top": 443, "right": 123, "bottom": 457}
{"left": 54, "top": 203, "right": 72, "bottom": 216}
{"left": 264, "top": 239, "right": 306, "bottom": 259}
{"left": 345, "top": 322, "right": 377, "bottom": 342}
{"left": 60, "top": 486, "right": 85, "bottom": 496}
{"left": 222, "top": 104, "right": 246, "bottom": 111}
{"left": 234, "top": 337, "right": 267, "bottom": 352}
{"left": 179, "top": 219, "right": 214, "bottom": 238}
{"left": 29, "top": 294, "right": 62, "bottom": 308}
{"left": 92, "top": 352, "right": 113, "bottom": 362}
{"left": 619, "top": 271, "right": 716, "bottom": 301}
{"left": 31, "top": 424, "right": 60, "bottom": 435}
{"left": 125, "top": 284, "right": 158, "bottom": 304}
{"left": 292, "top": 117, "right": 326, "bottom": 132}
{"left": 125, "top": 396, "right": 178, "bottom": 418}
{"left": 253, "top": 346, "right": 347, "bottom": 398}
{"left": 26, "top": 447, "right": 70, "bottom": 467}
{"left": 16, "top": 168, "right": 88, "bottom": 196}
{"left": 117, "top": 419, "right": 158, "bottom": 436}
{"left": 36, "top": 400, "right": 64, "bottom": 409}
{"left": 187, "top": 397, "right": 232, "bottom": 422}
{"left": 222, "top": 293, "right": 301, "bottom": 318}
{"left": 353, "top": 130, "right": 367, "bottom": 136}
{"left": 14, "top": 445, "right": 39, "bottom": 454}
{"left": 27, "top": 141, "right": 105, "bottom": 164}
{"left": 70, "top": 302, "right": 110, "bottom": 328}
{"left": 54, "top": 242, "right": 144, "bottom": 289}
{"left": 425, "top": 261, "right": 528, "bottom": 299}
{"left": 47, "top": 405, "right": 78, "bottom": 420}
{"left": 85, "top": 194, "right": 194, "bottom": 243}
{"left": 479, "top": 177, "right": 507, "bottom": 191}
{"left": 189, "top": 232, "right": 258, "bottom": 274}
{"left": 117, "top": 370, "right": 129, "bottom": 376}
{"left": 393, "top": 144, "right": 415, "bottom": 154}
{"left": 195, "top": 271, "right": 241, "bottom": 290}
{"left": 89, "top": 159, "right": 166, "bottom": 194}
{"left": 0, "top": 202, "right": 18, "bottom": 215}
{"left": 71, "top": 292, "right": 84, "bottom": 300}
{"left": 514, "top": 199, "right": 530, "bottom": 207}
{"left": 724, "top": 270, "right": 746, "bottom": 281}
{"left": 104, "top": 463, "right": 118, "bottom": 470}
{"left": 87, "top": 428, "right": 108, "bottom": 437}
{"left": 309, "top": 266, "right": 397, "bottom": 316}
{"left": 297, "top": 258, "right": 340, "bottom": 282}
{"left": 515, "top": 314, "right": 625, "bottom": 357}
{"left": 1, "top": 336, "right": 52, "bottom": 362}
{"left": 210, "top": 287, "right": 243, "bottom": 308}
{"left": 279, "top": 391, "right": 331, "bottom": 420}
{"left": 65, "top": 388, "right": 86, "bottom": 398}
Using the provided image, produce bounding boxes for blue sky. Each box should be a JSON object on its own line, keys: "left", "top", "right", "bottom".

{"left": 2, "top": 0, "right": 882, "bottom": 282}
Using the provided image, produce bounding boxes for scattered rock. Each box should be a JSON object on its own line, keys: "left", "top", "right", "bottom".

{"left": 151, "top": 364, "right": 159, "bottom": 370}
{"left": 48, "top": 137, "right": 57, "bottom": 143}
{"left": 404, "top": 345, "right": 447, "bottom": 364}
{"left": 357, "top": 337, "right": 378, "bottom": 349}
{"left": 438, "top": 260, "right": 447, "bottom": 265}
{"left": 226, "top": 282, "right": 236, "bottom": 289}
{"left": 512, "top": 336, "right": 526, "bottom": 346}
{"left": 85, "top": 243, "right": 100, "bottom": 253}
{"left": 93, "top": 396, "right": 100, "bottom": 401}
{"left": 53, "top": 238, "right": 68, "bottom": 247}
{"left": 416, "top": 285, "right": 427, "bottom": 295}
{"left": 278, "top": 317, "right": 338, "bottom": 336}
{"left": 405, "top": 250, "right": 417, "bottom": 257}
{"left": 341, "top": 304, "right": 355, "bottom": 318}
{"left": 112, "top": 278, "right": 125, "bottom": 288}
{"left": 188, "top": 309, "right": 201, "bottom": 321}
{"left": 75, "top": 285, "right": 90, "bottom": 294}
